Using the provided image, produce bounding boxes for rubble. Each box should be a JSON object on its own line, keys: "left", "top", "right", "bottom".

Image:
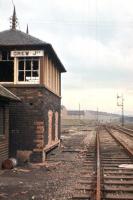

{"left": 0, "top": 128, "right": 89, "bottom": 200}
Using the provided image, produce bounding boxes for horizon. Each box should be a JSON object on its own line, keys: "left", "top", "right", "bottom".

{"left": 62, "top": 105, "right": 133, "bottom": 117}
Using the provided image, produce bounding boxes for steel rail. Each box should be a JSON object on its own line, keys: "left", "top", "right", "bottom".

{"left": 116, "top": 125, "right": 133, "bottom": 133}
{"left": 105, "top": 125, "right": 133, "bottom": 160}
{"left": 114, "top": 126, "right": 133, "bottom": 138}
{"left": 96, "top": 127, "right": 101, "bottom": 200}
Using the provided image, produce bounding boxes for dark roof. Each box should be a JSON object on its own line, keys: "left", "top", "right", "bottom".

{"left": 0, "top": 85, "right": 20, "bottom": 101}
{"left": 0, "top": 29, "right": 66, "bottom": 72}
{"left": 0, "top": 29, "right": 45, "bottom": 46}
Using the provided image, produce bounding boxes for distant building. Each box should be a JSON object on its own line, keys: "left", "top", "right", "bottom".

{"left": 61, "top": 106, "right": 85, "bottom": 119}
{"left": 0, "top": 7, "right": 66, "bottom": 163}
{"left": 67, "top": 110, "right": 85, "bottom": 119}
{"left": 61, "top": 106, "right": 121, "bottom": 123}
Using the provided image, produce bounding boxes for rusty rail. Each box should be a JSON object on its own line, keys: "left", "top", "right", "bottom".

{"left": 112, "top": 125, "right": 133, "bottom": 138}
{"left": 105, "top": 125, "right": 133, "bottom": 160}
{"left": 101, "top": 125, "right": 133, "bottom": 199}
{"left": 96, "top": 128, "right": 101, "bottom": 200}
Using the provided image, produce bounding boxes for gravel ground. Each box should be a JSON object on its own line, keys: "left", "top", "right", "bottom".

{"left": 0, "top": 127, "right": 95, "bottom": 200}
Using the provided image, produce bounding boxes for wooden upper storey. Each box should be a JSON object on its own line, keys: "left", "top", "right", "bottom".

{"left": 0, "top": 29, "right": 66, "bottom": 96}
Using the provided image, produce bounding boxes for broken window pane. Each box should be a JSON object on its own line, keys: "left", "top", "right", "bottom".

{"left": 0, "top": 61, "right": 14, "bottom": 82}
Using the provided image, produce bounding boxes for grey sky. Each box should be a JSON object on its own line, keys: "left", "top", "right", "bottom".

{"left": 1, "top": 0, "right": 133, "bottom": 114}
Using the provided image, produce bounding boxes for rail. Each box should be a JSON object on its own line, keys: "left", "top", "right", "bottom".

{"left": 71, "top": 124, "right": 133, "bottom": 200}
{"left": 111, "top": 125, "right": 133, "bottom": 138}
{"left": 105, "top": 125, "right": 133, "bottom": 160}
{"left": 96, "top": 128, "right": 101, "bottom": 200}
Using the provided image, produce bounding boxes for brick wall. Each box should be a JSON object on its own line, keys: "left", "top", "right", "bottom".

{"left": 5, "top": 85, "right": 61, "bottom": 162}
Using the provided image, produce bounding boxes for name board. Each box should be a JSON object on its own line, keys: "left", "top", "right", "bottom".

{"left": 11, "top": 50, "right": 44, "bottom": 57}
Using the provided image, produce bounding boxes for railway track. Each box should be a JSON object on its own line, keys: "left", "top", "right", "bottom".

{"left": 71, "top": 131, "right": 96, "bottom": 199}
{"left": 71, "top": 125, "right": 133, "bottom": 200}
{"left": 111, "top": 125, "right": 133, "bottom": 138}
{"left": 101, "top": 125, "right": 133, "bottom": 199}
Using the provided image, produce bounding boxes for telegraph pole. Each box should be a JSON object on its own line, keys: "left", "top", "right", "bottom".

{"left": 79, "top": 103, "right": 80, "bottom": 121}
{"left": 117, "top": 94, "right": 124, "bottom": 126}
{"left": 97, "top": 107, "right": 99, "bottom": 124}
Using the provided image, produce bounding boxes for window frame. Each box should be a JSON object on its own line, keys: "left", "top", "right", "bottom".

{"left": 17, "top": 57, "right": 40, "bottom": 84}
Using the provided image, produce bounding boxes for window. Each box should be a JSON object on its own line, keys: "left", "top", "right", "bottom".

{"left": 0, "top": 51, "right": 14, "bottom": 82}
{"left": 0, "top": 106, "right": 5, "bottom": 136}
{"left": 0, "top": 51, "right": 13, "bottom": 61}
{"left": 18, "top": 57, "right": 40, "bottom": 83}
{"left": 0, "top": 61, "right": 14, "bottom": 82}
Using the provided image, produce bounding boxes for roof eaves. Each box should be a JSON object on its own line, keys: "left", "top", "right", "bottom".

{"left": 0, "top": 85, "right": 21, "bottom": 102}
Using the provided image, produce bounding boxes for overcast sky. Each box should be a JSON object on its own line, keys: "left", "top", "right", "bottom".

{"left": 1, "top": 0, "right": 133, "bottom": 115}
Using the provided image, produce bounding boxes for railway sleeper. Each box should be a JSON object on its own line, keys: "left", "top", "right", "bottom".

{"left": 104, "top": 176, "right": 133, "bottom": 179}
{"left": 104, "top": 186, "right": 133, "bottom": 192}
{"left": 104, "top": 180, "right": 133, "bottom": 185}
{"left": 103, "top": 192, "right": 133, "bottom": 200}
{"left": 103, "top": 167, "right": 133, "bottom": 170}
{"left": 101, "top": 158, "right": 131, "bottom": 161}
{"left": 101, "top": 161, "right": 132, "bottom": 164}
{"left": 103, "top": 171, "right": 133, "bottom": 175}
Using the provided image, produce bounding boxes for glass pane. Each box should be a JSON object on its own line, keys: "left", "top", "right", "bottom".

{"left": 18, "top": 71, "right": 24, "bottom": 81}
{"left": 26, "top": 60, "right": 31, "bottom": 70}
{"left": 25, "top": 71, "right": 31, "bottom": 81}
{"left": 32, "top": 71, "right": 38, "bottom": 77}
{"left": 33, "top": 60, "right": 38, "bottom": 70}
{"left": 19, "top": 61, "right": 24, "bottom": 70}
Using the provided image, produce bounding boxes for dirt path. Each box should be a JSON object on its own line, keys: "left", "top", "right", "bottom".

{"left": 0, "top": 127, "right": 95, "bottom": 200}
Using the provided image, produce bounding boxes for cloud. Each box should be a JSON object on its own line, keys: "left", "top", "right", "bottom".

{"left": 1, "top": 0, "right": 133, "bottom": 113}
